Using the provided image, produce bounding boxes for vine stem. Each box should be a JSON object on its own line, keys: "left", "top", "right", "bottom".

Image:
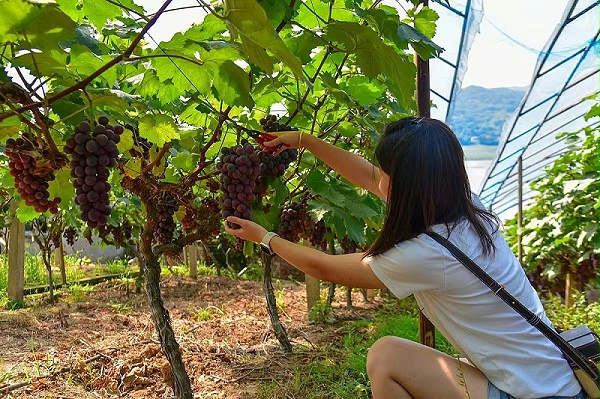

{"left": 0, "top": 0, "right": 174, "bottom": 123}
{"left": 141, "top": 143, "right": 171, "bottom": 174}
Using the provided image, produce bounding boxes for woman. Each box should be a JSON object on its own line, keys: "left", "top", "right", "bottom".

{"left": 224, "top": 117, "right": 585, "bottom": 399}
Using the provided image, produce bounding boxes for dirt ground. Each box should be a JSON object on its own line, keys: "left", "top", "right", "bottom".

{"left": 0, "top": 275, "right": 382, "bottom": 398}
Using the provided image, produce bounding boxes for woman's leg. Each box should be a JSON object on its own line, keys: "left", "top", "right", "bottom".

{"left": 367, "top": 336, "right": 490, "bottom": 399}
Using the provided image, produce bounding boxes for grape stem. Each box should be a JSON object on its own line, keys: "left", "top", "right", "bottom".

{"left": 141, "top": 143, "right": 171, "bottom": 174}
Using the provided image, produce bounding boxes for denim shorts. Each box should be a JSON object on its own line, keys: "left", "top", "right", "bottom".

{"left": 488, "top": 382, "right": 587, "bottom": 399}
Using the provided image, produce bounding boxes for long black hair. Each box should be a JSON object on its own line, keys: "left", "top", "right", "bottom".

{"left": 365, "top": 117, "right": 500, "bottom": 258}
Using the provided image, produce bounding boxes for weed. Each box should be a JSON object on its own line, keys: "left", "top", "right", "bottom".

{"left": 109, "top": 302, "right": 133, "bottom": 313}
{"left": 192, "top": 305, "right": 225, "bottom": 321}
{"left": 67, "top": 284, "right": 95, "bottom": 302}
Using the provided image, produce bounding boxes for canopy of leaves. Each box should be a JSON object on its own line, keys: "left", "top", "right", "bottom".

{"left": 504, "top": 106, "right": 599, "bottom": 285}
{"left": 0, "top": 0, "right": 441, "bottom": 246}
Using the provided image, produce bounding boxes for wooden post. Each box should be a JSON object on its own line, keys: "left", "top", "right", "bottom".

{"left": 565, "top": 273, "right": 572, "bottom": 308}
{"left": 416, "top": 0, "right": 435, "bottom": 349}
{"left": 7, "top": 201, "right": 25, "bottom": 302}
{"left": 55, "top": 240, "right": 67, "bottom": 285}
{"left": 188, "top": 243, "right": 198, "bottom": 279}
{"left": 517, "top": 156, "right": 523, "bottom": 264}
{"left": 303, "top": 241, "right": 320, "bottom": 311}
{"left": 366, "top": 289, "right": 375, "bottom": 301}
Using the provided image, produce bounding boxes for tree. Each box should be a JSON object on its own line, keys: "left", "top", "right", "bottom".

{"left": 0, "top": 0, "right": 441, "bottom": 396}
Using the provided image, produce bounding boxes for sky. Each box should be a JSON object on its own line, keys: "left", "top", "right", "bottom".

{"left": 461, "top": 0, "right": 568, "bottom": 89}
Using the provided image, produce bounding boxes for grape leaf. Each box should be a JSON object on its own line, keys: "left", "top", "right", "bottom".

{"left": 138, "top": 114, "right": 180, "bottom": 147}
{"left": 0, "top": 116, "right": 23, "bottom": 140}
{"left": 223, "top": 0, "right": 304, "bottom": 79}
{"left": 326, "top": 21, "right": 416, "bottom": 108}
{"left": 48, "top": 169, "right": 75, "bottom": 205}
{"left": 16, "top": 201, "right": 39, "bottom": 223}
{"left": 213, "top": 60, "right": 254, "bottom": 108}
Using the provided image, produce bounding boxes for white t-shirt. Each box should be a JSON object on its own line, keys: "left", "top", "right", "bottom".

{"left": 369, "top": 218, "right": 582, "bottom": 398}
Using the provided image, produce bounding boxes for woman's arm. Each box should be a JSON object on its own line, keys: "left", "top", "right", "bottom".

{"left": 224, "top": 216, "right": 386, "bottom": 289}
{"left": 263, "top": 132, "right": 386, "bottom": 200}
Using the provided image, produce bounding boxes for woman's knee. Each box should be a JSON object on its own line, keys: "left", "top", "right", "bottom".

{"left": 366, "top": 336, "right": 411, "bottom": 376}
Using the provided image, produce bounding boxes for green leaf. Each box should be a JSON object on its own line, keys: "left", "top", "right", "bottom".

{"left": 223, "top": 0, "right": 304, "bottom": 79}
{"left": 270, "top": 177, "right": 289, "bottom": 205}
{"left": 213, "top": 60, "right": 254, "bottom": 108}
{"left": 11, "top": 50, "right": 69, "bottom": 78}
{"left": 67, "top": 44, "right": 108, "bottom": 78}
{"left": 326, "top": 21, "right": 416, "bottom": 108}
{"left": 344, "top": 214, "right": 365, "bottom": 245}
{"left": 397, "top": 23, "right": 443, "bottom": 60}
{"left": 0, "top": 1, "right": 77, "bottom": 51}
{"left": 116, "top": 126, "right": 134, "bottom": 153}
{"left": 306, "top": 170, "right": 346, "bottom": 204}
{"left": 138, "top": 114, "right": 180, "bottom": 147}
{"left": 16, "top": 201, "right": 39, "bottom": 223}
{"left": 284, "top": 31, "right": 323, "bottom": 64}
{"left": 0, "top": 116, "right": 23, "bottom": 140}
{"left": 414, "top": 6, "right": 438, "bottom": 39}
{"left": 340, "top": 76, "right": 385, "bottom": 106}
{"left": 51, "top": 99, "right": 86, "bottom": 124}
{"left": 171, "top": 152, "right": 198, "bottom": 172}
{"left": 584, "top": 102, "right": 599, "bottom": 121}
{"left": 48, "top": 168, "right": 75, "bottom": 204}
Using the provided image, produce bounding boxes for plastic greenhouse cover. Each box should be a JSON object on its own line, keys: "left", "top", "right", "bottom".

{"left": 477, "top": 0, "right": 599, "bottom": 217}
{"left": 429, "top": 0, "right": 483, "bottom": 121}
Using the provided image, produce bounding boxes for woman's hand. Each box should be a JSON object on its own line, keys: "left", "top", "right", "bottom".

{"left": 224, "top": 216, "right": 268, "bottom": 243}
{"left": 261, "top": 131, "right": 304, "bottom": 154}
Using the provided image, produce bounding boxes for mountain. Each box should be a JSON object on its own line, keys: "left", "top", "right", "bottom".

{"left": 447, "top": 85, "right": 527, "bottom": 146}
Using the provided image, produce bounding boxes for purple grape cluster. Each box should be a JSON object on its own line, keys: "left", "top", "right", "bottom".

{"left": 64, "top": 117, "right": 121, "bottom": 228}
{"left": 277, "top": 199, "right": 313, "bottom": 243}
{"left": 217, "top": 142, "right": 260, "bottom": 250}
{"left": 5, "top": 136, "right": 60, "bottom": 214}
{"left": 153, "top": 192, "right": 178, "bottom": 245}
{"left": 255, "top": 115, "right": 299, "bottom": 195}
{"left": 310, "top": 219, "right": 329, "bottom": 251}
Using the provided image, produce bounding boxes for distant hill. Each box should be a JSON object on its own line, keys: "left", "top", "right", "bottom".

{"left": 447, "top": 85, "right": 527, "bottom": 146}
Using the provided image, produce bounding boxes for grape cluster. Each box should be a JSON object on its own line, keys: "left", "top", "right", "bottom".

{"left": 181, "top": 198, "right": 221, "bottom": 234}
{"left": 310, "top": 219, "right": 329, "bottom": 251}
{"left": 98, "top": 219, "right": 134, "bottom": 246}
{"left": 64, "top": 117, "right": 121, "bottom": 228}
{"left": 217, "top": 143, "right": 260, "bottom": 250}
{"left": 255, "top": 115, "right": 299, "bottom": 195}
{"left": 277, "top": 199, "right": 314, "bottom": 242}
{"left": 340, "top": 236, "right": 358, "bottom": 254}
{"left": 5, "top": 137, "right": 60, "bottom": 214}
{"left": 63, "top": 226, "right": 77, "bottom": 246}
{"left": 153, "top": 192, "right": 178, "bottom": 245}
{"left": 260, "top": 114, "right": 292, "bottom": 133}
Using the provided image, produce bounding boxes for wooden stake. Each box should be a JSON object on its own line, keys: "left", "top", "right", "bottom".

{"left": 7, "top": 201, "right": 25, "bottom": 302}
{"left": 55, "top": 239, "right": 67, "bottom": 285}
{"left": 303, "top": 241, "right": 321, "bottom": 311}
{"left": 188, "top": 243, "right": 198, "bottom": 279}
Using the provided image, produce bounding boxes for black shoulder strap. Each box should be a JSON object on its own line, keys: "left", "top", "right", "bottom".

{"left": 426, "top": 231, "right": 599, "bottom": 383}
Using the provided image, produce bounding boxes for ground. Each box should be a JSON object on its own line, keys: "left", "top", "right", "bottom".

{"left": 0, "top": 274, "right": 381, "bottom": 398}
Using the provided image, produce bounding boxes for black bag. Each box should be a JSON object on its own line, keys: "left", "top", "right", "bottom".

{"left": 426, "top": 231, "right": 600, "bottom": 399}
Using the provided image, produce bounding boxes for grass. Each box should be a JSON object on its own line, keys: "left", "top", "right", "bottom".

{"left": 256, "top": 296, "right": 458, "bottom": 399}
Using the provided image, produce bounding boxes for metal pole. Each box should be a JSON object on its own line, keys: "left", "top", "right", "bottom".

{"left": 517, "top": 156, "right": 523, "bottom": 264}
{"left": 416, "top": 0, "right": 435, "bottom": 349}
